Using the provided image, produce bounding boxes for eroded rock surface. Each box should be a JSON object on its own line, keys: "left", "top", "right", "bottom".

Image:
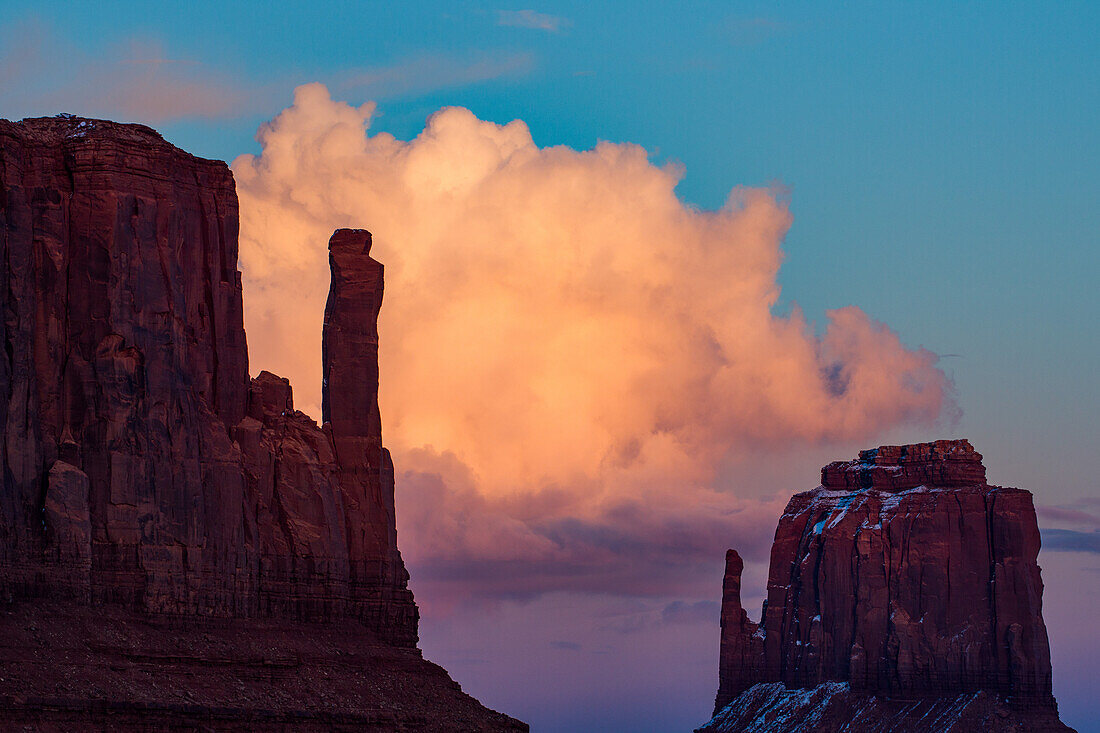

{"left": 0, "top": 115, "right": 522, "bottom": 730}
{"left": 0, "top": 115, "right": 249, "bottom": 614}
{"left": 717, "top": 549, "right": 764, "bottom": 704}
{"left": 0, "top": 599, "right": 525, "bottom": 732}
{"left": 703, "top": 439, "right": 1073, "bottom": 733}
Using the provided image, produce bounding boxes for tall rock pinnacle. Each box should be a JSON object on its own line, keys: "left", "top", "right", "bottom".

{"left": 321, "top": 227, "right": 410, "bottom": 640}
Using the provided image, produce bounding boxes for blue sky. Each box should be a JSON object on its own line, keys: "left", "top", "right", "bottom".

{"left": 2, "top": 2, "right": 1098, "bottom": 730}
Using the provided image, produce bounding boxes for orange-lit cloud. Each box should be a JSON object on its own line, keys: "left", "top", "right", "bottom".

{"left": 233, "top": 83, "right": 952, "bottom": 604}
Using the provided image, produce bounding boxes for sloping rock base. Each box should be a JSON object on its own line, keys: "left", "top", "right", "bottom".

{"left": 0, "top": 599, "right": 525, "bottom": 732}
{"left": 698, "top": 681, "right": 1071, "bottom": 733}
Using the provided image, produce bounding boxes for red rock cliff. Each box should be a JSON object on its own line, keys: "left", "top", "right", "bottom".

{"left": 0, "top": 115, "right": 525, "bottom": 730}
{"left": 706, "top": 439, "right": 1071, "bottom": 732}
{"left": 0, "top": 116, "right": 416, "bottom": 641}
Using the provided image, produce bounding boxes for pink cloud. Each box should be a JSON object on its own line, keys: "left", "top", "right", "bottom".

{"left": 232, "top": 84, "right": 954, "bottom": 606}
{"left": 0, "top": 25, "right": 254, "bottom": 122}
{"left": 1038, "top": 505, "right": 1100, "bottom": 526}
{"left": 0, "top": 21, "right": 532, "bottom": 125}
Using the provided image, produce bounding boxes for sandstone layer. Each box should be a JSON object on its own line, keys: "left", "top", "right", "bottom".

{"left": 0, "top": 116, "right": 523, "bottom": 730}
{"left": 0, "top": 599, "right": 525, "bottom": 732}
{"left": 702, "top": 439, "right": 1072, "bottom": 733}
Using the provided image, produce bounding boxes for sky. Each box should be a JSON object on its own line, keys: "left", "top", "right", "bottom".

{"left": 2, "top": 2, "right": 1098, "bottom": 731}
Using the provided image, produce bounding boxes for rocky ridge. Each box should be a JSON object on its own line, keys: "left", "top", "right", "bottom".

{"left": 700, "top": 439, "right": 1073, "bottom": 733}
{"left": 0, "top": 115, "right": 523, "bottom": 730}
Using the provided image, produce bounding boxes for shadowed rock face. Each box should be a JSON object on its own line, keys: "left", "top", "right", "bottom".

{"left": 0, "top": 115, "right": 249, "bottom": 611}
{"left": 319, "top": 229, "right": 412, "bottom": 637}
{"left": 0, "top": 115, "right": 413, "bottom": 640}
{"left": 717, "top": 549, "right": 764, "bottom": 706}
{"left": 0, "top": 116, "right": 524, "bottom": 730}
{"left": 705, "top": 440, "right": 1072, "bottom": 733}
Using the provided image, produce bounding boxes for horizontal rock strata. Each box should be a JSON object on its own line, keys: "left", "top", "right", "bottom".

{"left": 0, "top": 114, "right": 414, "bottom": 641}
{"left": 704, "top": 439, "right": 1072, "bottom": 733}
{"left": 0, "top": 115, "right": 523, "bottom": 730}
{"left": 0, "top": 599, "right": 526, "bottom": 732}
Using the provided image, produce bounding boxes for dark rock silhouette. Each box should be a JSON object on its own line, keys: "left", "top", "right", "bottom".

{"left": 0, "top": 115, "right": 524, "bottom": 730}
{"left": 700, "top": 440, "right": 1073, "bottom": 733}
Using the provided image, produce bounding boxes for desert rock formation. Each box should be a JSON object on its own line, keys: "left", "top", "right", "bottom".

{"left": 701, "top": 440, "right": 1072, "bottom": 733}
{"left": 0, "top": 115, "right": 523, "bottom": 731}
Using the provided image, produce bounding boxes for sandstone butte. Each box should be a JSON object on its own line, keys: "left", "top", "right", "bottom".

{"left": 698, "top": 439, "right": 1075, "bottom": 733}
{"left": 0, "top": 115, "right": 526, "bottom": 731}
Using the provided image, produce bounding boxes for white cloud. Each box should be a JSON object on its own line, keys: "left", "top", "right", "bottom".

{"left": 497, "top": 9, "right": 569, "bottom": 32}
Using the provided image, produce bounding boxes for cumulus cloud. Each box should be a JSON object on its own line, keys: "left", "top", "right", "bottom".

{"left": 496, "top": 9, "right": 569, "bottom": 32}
{"left": 233, "top": 83, "right": 952, "bottom": 606}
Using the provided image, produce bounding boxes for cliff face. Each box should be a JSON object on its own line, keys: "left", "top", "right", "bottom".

{"left": 232, "top": 229, "right": 416, "bottom": 643}
{"left": 0, "top": 116, "right": 414, "bottom": 641}
{"left": 703, "top": 440, "right": 1071, "bottom": 733}
{"left": 0, "top": 116, "right": 522, "bottom": 730}
{"left": 0, "top": 115, "right": 249, "bottom": 611}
